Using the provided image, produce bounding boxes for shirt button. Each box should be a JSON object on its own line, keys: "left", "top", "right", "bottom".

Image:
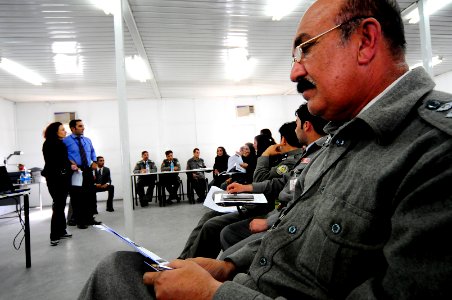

{"left": 335, "top": 139, "right": 345, "bottom": 146}
{"left": 259, "top": 257, "right": 267, "bottom": 266}
{"left": 331, "top": 223, "right": 341, "bottom": 234}
{"left": 288, "top": 225, "right": 297, "bottom": 234}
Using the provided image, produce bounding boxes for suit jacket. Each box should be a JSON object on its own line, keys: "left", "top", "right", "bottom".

{"left": 95, "top": 167, "right": 111, "bottom": 185}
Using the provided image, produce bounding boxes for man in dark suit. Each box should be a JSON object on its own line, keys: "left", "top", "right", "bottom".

{"left": 95, "top": 156, "right": 114, "bottom": 212}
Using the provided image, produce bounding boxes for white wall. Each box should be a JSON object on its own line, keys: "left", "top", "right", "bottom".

{"left": 9, "top": 95, "right": 303, "bottom": 206}
{"left": 0, "top": 98, "right": 18, "bottom": 214}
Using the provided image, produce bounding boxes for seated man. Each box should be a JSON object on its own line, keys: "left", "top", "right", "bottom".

{"left": 178, "top": 114, "right": 309, "bottom": 260}
{"left": 78, "top": 1, "right": 452, "bottom": 299}
{"left": 160, "top": 150, "right": 181, "bottom": 205}
{"left": 186, "top": 148, "right": 207, "bottom": 203}
{"left": 94, "top": 156, "right": 115, "bottom": 212}
{"left": 133, "top": 151, "right": 157, "bottom": 207}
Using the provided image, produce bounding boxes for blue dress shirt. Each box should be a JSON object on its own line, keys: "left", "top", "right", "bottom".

{"left": 63, "top": 134, "right": 97, "bottom": 167}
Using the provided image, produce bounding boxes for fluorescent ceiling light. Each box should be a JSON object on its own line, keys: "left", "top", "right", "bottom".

{"left": 90, "top": 0, "right": 119, "bottom": 15}
{"left": 410, "top": 55, "right": 443, "bottom": 69}
{"left": 224, "top": 33, "right": 248, "bottom": 48}
{"left": 225, "top": 48, "right": 256, "bottom": 82}
{"left": 125, "top": 55, "right": 152, "bottom": 82}
{"left": 53, "top": 54, "right": 84, "bottom": 75}
{"left": 265, "top": 0, "right": 302, "bottom": 21}
{"left": 52, "top": 41, "right": 78, "bottom": 54}
{"left": 402, "top": 0, "right": 452, "bottom": 24}
{"left": 0, "top": 57, "right": 45, "bottom": 85}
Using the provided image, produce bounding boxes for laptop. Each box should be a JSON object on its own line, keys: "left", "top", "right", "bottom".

{"left": 0, "top": 166, "right": 30, "bottom": 196}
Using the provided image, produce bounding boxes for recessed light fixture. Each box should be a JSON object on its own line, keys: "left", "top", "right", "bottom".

{"left": 0, "top": 57, "right": 45, "bottom": 85}
{"left": 90, "top": 0, "right": 119, "bottom": 15}
{"left": 125, "top": 55, "right": 152, "bottom": 82}
{"left": 225, "top": 48, "right": 256, "bottom": 82}
{"left": 402, "top": 0, "right": 452, "bottom": 24}
{"left": 265, "top": 0, "right": 301, "bottom": 21}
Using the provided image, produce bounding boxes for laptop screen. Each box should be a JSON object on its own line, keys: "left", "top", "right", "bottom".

{"left": 0, "top": 166, "right": 14, "bottom": 193}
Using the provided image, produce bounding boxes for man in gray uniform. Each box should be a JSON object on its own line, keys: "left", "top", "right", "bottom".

{"left": 220, "top": 104, "right": 327, "bottom": 252}
{"left": 79, "top": 1, "right": 452, "bottom": 299}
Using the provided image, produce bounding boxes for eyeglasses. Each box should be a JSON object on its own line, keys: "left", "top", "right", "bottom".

{"left": 292, "top": 16, "right": 372, "bottom": 66}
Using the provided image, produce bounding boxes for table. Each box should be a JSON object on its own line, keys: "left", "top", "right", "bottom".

{"left": 0, "top": 190, "right": 31, "bottom": 268}
{"left": 131, "top": 168, "right": 213, "bottom": 208}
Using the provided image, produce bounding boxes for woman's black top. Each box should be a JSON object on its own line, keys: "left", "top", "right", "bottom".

{"left": 41, "top": 138, "right": 72, "bottom": 182}
{"left": 213, "top": 154, "right": 230, "bottom": 175}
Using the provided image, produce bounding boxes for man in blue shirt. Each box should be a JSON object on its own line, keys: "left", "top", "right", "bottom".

{"left": 64, "top": 119, "right": 101, "bottom": 229}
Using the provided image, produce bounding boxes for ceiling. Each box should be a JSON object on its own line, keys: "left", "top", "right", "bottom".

{"left": 0, "top": 0, "right": 451, "bottom": 102}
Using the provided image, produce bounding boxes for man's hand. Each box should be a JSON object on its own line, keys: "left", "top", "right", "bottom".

{"left": 227, "top": 182, "right": 252, "bottom": 194}
{"left": 214, "top": 169, "right": 219, "bottom": 175}
{"left": 249, "top": 218, "right": 269, "bottom": 233}
{"left": 140, "top": 168, "right": 146, "bottom": 174}
{"left": 262, "top": 144, "right": 283, "bottom": 157}
{"left": 143, "top": 260, "right": 222, "bottom": 300}
{"left": 95, "top": 183, "right": 102, "bottom": 188}
{"left": 188, "top": 257, "right": 236, "bottom": 282}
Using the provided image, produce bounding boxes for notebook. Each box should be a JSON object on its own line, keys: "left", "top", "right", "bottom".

{"left": 0, "top": 166, "right": 30, "bottom": 196}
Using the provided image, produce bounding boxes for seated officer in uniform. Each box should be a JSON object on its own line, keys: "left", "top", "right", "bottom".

{"left": 133, "top": 151, "right": 157, "bottom": 207}
{"left": 79, "top": 0, "right": 452, "bottom": 299}
{"left": 94, "top": 156, "right": 115, "bottom": 212}
{"left": 160, "top": 150, "right": 181, "bottom": 205}
{"left": 186, "top": 148, "right": 207, "bottom": 203}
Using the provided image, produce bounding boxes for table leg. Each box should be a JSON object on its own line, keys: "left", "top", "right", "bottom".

{"left": 24, "top": 194, "right": 31, "bottom": 268}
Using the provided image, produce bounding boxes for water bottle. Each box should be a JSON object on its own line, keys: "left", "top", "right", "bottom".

{"left": 170, "top": 161, "right": 174, "bottom": 171}
{"left": 20, "top": 171, "right": 25, "bottom": 184}
{"left": 25, "top": 170, "right": 31, "bottom": 184}
{"left": 145, "top": 161, "right": 150, "bottom": 173}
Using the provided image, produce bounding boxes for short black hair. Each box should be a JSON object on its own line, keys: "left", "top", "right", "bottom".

{"left": 279, "top": 121, "right": 302, "bottom": 148}
{"left": 141, "top": 151, "right": 148, "bottom": 156}
{"left": 165, "top": 150, "right": 173, "bottom": 156}
{"left": 295, "top": 104, "right": 328, "bottom": 135}
{"left": 69, "top": 119, "right": 82, "bottom": 129}
{"left": 44, "top": 122, "right": 63, "bottom": 140}
{"left": 97, "top": 156, "right": 104, "bottom": 161}
{"left": 193, "top": 148, "right": 199, "bottom": 153}
{"left": 337, "top": 0, "right": 406, "bottom": 58}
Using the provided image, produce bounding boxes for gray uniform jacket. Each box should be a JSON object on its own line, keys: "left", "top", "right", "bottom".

{"left": 253, "top": 148, "right": 304, "bottom": 183}
{"left": 186, "top": 157, "right": 206, "bottom": 178}
{"left": 133, "top": 160, "right": 157, "bottom": 183}
{"left": 215, "top": 67, "right": 452, "bottom": 299}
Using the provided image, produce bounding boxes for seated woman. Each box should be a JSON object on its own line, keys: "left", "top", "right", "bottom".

{"left": 209, "top": 146, "right": 230, "bottom": 188}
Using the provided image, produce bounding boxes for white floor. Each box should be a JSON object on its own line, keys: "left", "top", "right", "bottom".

{"left": 0, "top": 199, "right": 208, "bottom": 300}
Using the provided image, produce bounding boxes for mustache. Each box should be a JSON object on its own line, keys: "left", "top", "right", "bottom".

{"left": 296, "top": 78, "right": 316, "bottom": 94}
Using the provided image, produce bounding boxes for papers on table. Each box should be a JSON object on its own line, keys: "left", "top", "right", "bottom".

{"left": 94, "top": 224, "right": 172, "bottom": 271}
{"left": 203, "top": 186, "right": 237, "bottom": 213}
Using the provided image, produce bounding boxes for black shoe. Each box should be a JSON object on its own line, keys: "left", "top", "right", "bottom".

{"left": 197, "top": 198, "right": 205, "bottom": 203}
{"left": 67, "top": 220, "right": 76, "bottom": 226}
{"left": 166, "top": 200, "right": 174, "bottom": 205}
{"left": 106, "top": 208, "right": 114, "bottom": 212}
{"left": 88, "top": 219, "right": 102, "bottom": 225}
{"left": 50, "top": 239, "right": 59, "bottom": 246}
{"left": 60, "top": 232, "right": 72, "bottom": 238}
{"left": 77, "top": 225, "right": 88, "bottom": 229}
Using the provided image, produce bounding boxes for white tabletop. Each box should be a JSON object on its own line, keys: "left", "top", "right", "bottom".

{"left": 131, "top": 168, "right": 213, "bottom": 176}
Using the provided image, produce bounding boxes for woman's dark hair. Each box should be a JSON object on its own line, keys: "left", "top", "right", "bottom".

{"left": 44, "top": 122, "right": 63, "bottom": 140}
{"left": 254, "top": 134, "right": 276, "bottom": 157}
{"left": 217, "top": 146, "right": 228, "bottom": 157}
{"left": 244, "top": 142, "right": 256, "bottom": 158}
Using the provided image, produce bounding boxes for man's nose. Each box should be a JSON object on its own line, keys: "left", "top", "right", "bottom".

{"left": 290, "top": 60, "right": 307, "bottom": 82}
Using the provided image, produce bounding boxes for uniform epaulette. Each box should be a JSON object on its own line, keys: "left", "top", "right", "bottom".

{"left": 419, "top": 97, "right": 452, "bottom": 136}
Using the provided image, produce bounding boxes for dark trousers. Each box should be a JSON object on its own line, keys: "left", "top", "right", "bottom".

{"left": 160, "top": 174, "right": 179, "bottom": 199}
{"left": 95, "top": 185, "right": 115, "bottom": 210}
{"left": 47, "top": 179, "right": 69, "bottom": 240}
{"left": 70, "top": 168, "right": 96, "bottom": 226}
{"left": 189, "top": 176, "right": 206, "bottom": 202}
{"left": 136, "top": 176, "right": 155, "bottom": 203}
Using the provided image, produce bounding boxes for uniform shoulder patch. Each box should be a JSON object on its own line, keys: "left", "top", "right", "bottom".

{"left": 419, "top": 96, "right": 452, "bottom": 136}
{"left": 276, "top": 165, "right": 289, "bottom": 175}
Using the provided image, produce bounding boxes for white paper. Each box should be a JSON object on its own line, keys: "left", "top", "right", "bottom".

{"left": 227, "top": 154, "right": 246, "bottom": 173}
{"left": 203, "top": 186, "right": 237, "bottom": 213}
{"left": 71, "top": 170, "right": 83, "bottom": 186}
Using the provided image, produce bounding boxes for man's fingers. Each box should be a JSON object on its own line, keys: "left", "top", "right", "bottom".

{"left": 143, "top": 271, "right": 159, "bottom": 285}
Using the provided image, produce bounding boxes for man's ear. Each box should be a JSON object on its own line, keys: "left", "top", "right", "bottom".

{"left": 357, "top": 18, "right": 381, "bottom": 65}
{"left": 280, "top": 136, "right": 287, "bottom": 145}
{"left": 303, "top": 121, "right": 312, "bottom": 132}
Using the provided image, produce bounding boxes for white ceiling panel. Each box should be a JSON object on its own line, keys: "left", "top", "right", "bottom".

{"left": 0, "top": 0, "right": 451, "bottom": 102}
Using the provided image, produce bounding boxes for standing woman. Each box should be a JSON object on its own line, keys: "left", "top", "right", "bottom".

{"left": 41, "top": 122, "right": 77, "bottom": 246}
